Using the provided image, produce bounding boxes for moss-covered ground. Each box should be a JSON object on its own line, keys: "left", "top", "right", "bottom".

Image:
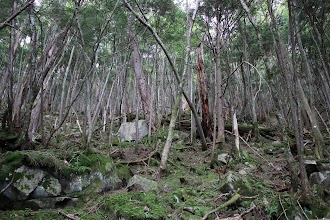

{"left": 0, "top": 123, "right": 329, "bottom": 219}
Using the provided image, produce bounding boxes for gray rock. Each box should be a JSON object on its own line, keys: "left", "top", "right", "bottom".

{"left": 127, "top": 175, "right": 158, "bottom": 192}
{"left": 13, "top": 165, "right": 46, "bottom": 200}
{"left": 118, "top": 120, "right": 149, "bottom": 142}
{"left": 64, "top": 174, "right": 91, "bottom": 193}
{"left": 217, "top": 153, "right": 232, "bottom": 164}
{"left": 304, "top": 160, "right": 318, "bottom": 177}
{"left": 13, "top": 197, "right": 78, "bottom": 210}
{"left": 31, "top": 175, "right": 61, "bottom": 198}
{"left": 64, "top": 171, "right": 123, "bottom": 194}
{"left": 317, "top": 162, "right": 330, "bottom": 172}
{"left": 0, "top": 182, "right": 19, "bottom": 201}
{"left": 102, "top": 172, "right": 122, "bottom": 192}
{"left": 219, "top": 172, "right": 254, "bottom": 195}
{"left": 309, "top": 171, "right": 330, "bottom": 191}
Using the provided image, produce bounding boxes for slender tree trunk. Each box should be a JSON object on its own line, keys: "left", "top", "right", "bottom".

{"left": 268, "top": 0, "right": 311, "bottom": 200}
{"left": 160, "top": 0, "right": 201, "bottom": 171}
{"left": 291, "top": 1, "right": 324, "bottom": 159}
{"left": 215, "top": 13, "right": 225, "bottom": 142}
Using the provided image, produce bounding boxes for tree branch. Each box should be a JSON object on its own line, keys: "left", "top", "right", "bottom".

{"left": 202, "top": 193, "right": 241, "bottom": 220}
{"left": 0, "top": 0, "right": 35, "bottom": 31}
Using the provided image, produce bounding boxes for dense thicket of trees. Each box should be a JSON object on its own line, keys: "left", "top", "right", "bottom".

{"left": 0, "top": 0, "right": 329, "bottom": 200}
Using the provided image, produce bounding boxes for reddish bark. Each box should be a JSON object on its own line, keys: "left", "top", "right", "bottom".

{"left": 196, "top": 43, "right": 213, "bottom": 139}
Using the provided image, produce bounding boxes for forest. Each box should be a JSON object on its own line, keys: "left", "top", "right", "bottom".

{"left": 0, "top": 0, "right": 329, "bottom": 219}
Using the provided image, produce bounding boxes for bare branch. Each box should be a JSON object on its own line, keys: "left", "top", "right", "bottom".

{"left": 0, "top": 0, "right": 35, "bottom": 31}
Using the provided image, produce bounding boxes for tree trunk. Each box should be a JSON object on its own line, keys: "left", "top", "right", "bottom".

{"left": 268, "top": 0, "right": 311, "bottom": 201}
{"left": 160, "top": 0, "right": 201, "bottom": 172}
{"left": 215, "top": 12, "right": 225, "bottom": 142}
{"left": 196, "top": 43, "right": 213, "bottom": 139}
{"left": 129, "top": 19, "right": 155, "bottom": 129}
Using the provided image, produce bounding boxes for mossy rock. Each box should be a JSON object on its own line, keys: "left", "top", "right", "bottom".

{"left": 0, "top": 151, "right": 25, "bottom": 181}
{"left": 102, "top": 191, "right": 167, "bottom": 220}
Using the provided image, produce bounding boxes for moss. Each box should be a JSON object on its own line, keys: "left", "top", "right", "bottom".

{"left": 63, "top": 152, "right": 114, "bottom": 176}
{"left": 0, "top": 209, "right": 59, "bottom": 220}
{"left": 0, "top": 151, "right": 25, "bottom": 180}
{"left": 116, "top": 165, "right": 132, "bottom": 184}
{"left": 102, "top": 192, "right": 167, "bottom": 220}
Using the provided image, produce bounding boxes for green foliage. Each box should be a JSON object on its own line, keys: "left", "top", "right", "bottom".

{"left": 102, "top": 192, "right": 167, "bottom": 220}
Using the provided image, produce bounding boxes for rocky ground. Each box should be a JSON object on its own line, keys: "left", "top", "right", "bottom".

{"left": 0, "top": 119, "right": 329, "bottom": 220}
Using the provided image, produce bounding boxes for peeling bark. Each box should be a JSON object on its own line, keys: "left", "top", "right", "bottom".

{"left": 196, "top": 43, "right": 213, "bottom": 139}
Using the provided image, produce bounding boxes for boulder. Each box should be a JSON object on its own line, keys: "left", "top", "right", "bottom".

{"left": 12, "top": 197, "right": 78, "bottom": 210}
{"left": 219, "top": 172, "right": 254, "bottom": 196}
{"left": 31, "top": 175, "right": 61, "bottom": 198}
{"left": 304, "top": 160, "right": 318, "bottom": 177}
{"left": 11, "top": 166, "right": 46, "bottom": 200}
{"left": 217, "top": 153, "right": 232, "bottom": 164}
{"left": 127, "top": 175, "right": 158, "bottom": 192}
{"left": 309, "top": 171, "right": 330, "bottom": 193}
{"left": 118, "top": 120, "right": 149, "bottom": 142}
{"left": 317, "top": 162, "right": 330, "bottom": 172}
{"left": 63, "top": 171, "right": 123, "bottom": 194}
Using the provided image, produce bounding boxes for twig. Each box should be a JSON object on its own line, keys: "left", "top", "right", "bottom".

{"left": 58, "top": 210, "right": 80, "bottom": 220}
{"left": 314, "top": 106, "right": 330, "bottom": 136}
{"left": 239, "top": 203, "right": 257, "bottom": 217}
{"left": 213, "top": 192, "right": 230, "bottom": 202}
{"left": 297, "top": 197, "right": 310, "bottom": 220}
{"left": 0, "top": 172, "right": 16, "bottom": 195}
{"left": 279, "top": 194, "right": 289, "bottom": 220}
{"left": 202, "top": 193, "right": 241, "bottom": 220}
{"left": 0, "top": 0, "right": 35, "bottom": 31}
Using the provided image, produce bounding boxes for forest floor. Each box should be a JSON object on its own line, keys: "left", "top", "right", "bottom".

{"left": 0, "top": 119, "right": 329, "bottom": 220}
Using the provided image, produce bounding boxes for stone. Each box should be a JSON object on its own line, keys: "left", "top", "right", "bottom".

{"left": 12, "top": 165, "right": 46, "bottom": 200}
{"left": 304, "top": 160, "right": 318, "bottom": 177}
{"left": 309, "top": 171, "right": 330, "bottom": 192}
{"left": 63, "top": 171, "right": 123, "bottom": 194}
{"left": 219, "top": 172, "right": 254, "bottom": 195}
{"left": 118, "top": 120, "right": 149, "bottom": 142}
{"left": 31, "top": 175, "right": 61, "bottom": 198}
{"left": 101, "top": 172, "right": 122, "bottom": 192}
{"left": 64, "top": 174, "right": 91, "bottom": 194}
{"left": 127, "top": 175, "right": 158, "bottom": 192}
{"left": 217, "top": 153, "right": 232, "bottom": 164}
{"left": 13, "top": 197, "right": 78, "bottom": 210}
{"left": 317, "top": 162, "right": 330, "bottom": 172}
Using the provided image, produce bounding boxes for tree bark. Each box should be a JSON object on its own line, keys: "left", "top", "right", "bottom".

{"left": 160, "top": 0, "right": 201, "bottom": 171}
{"left": 215, "top": 12, "right": 225, "bottom": 142}
{"left": 128, "top": 18, "right": 155, "bottom": 129}
{"left": 196, "top": 43, "right": 213, "bottom": 139}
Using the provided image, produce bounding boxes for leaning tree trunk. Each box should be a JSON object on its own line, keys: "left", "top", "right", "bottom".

{"left": 196, "top": 43, "right": 213, "bottom": 139}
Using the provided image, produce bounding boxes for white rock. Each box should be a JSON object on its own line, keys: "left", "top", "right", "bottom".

{"left": 118, "top": 120, "right": 149, "bottom": 142}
